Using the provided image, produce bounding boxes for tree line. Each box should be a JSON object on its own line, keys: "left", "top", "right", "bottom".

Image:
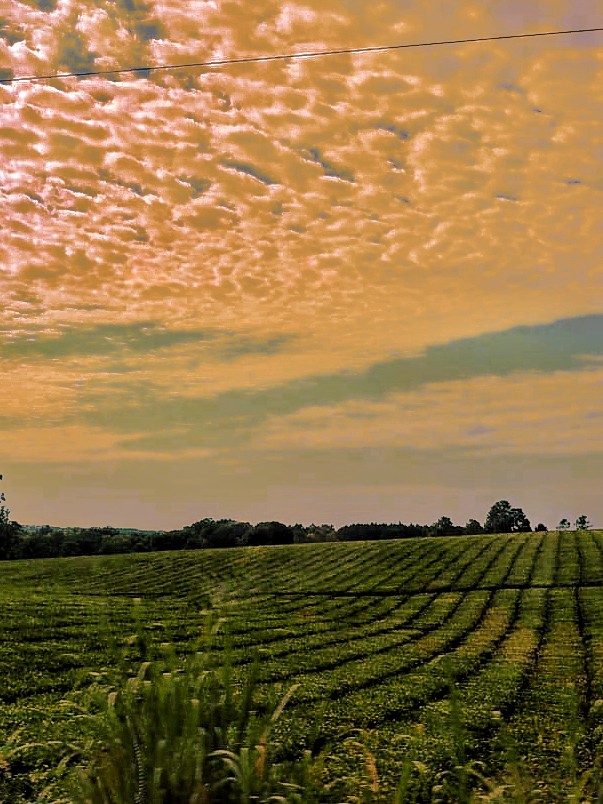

{"left": 0, "top": 476, "right": 593, "bottom": 561}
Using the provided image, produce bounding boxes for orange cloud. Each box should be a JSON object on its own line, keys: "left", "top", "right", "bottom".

{"left": 254, "top": 369, "right": 603, "bottom": 456}
{"left": 1, "top": 0, "right": 602, "bottom": 526}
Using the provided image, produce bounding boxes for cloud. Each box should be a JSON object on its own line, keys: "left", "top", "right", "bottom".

{"left": 23, "top": 0, "right": 56, "bottom": 11}
{"left": 56, "top": 29, "right": 97, "bottom": 73}
{"left": 217, "top": 334, "right": 292, "bottom": 359}
{"left": 302, "top": 146, "right": 355, "bottom": 182}
{"left": 255, "top": 366, "right": 603, "bottom": 456}
{"left": 23, "top": 314, "right": 596, "bottom": 457}
{"left": 2, "top": 0, "right": 603, "bottom": 526}
{"left": 0, "top": 321, "right": 214, "bottom": 359}
{"left": 170, "top": 313, "right": 603, "bottom": 426}
{"left": 2, "top": 0, "right": 601, "bottom": 351}
{"left": 0, "top": 322, "right": 294, "bottom": 366}
{"left": 0, "top": 422, "right": 216, "bottom": 462}
{"left": 222, "top": 160, "right": 278, "bottom": 185}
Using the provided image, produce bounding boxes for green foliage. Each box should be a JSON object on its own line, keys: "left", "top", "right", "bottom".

{"left": 77, "top": 618, "right": 308, "bottom": 803}
{"left": 335, "top": 522, "right": 429, "bottom": 541}
{"left": 430, "top": 517, "right": 460, "bottom": 537}
{"left": 484, "top": 501, "right": 531, "bottom": 534}
{"left": 7, "top": 508, "right": 535, "bottom": 562}
{"left": 0, "top": 476, "right": 21, "bottom": 560}
{"left": 3, "top": 533, "right": 603, "bottom": 801}
{"left": 248, "top": 521, "right": 294, "bottom": 546}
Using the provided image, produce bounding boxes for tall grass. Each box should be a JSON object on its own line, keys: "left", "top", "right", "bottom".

{"left": 75, "top": 615, "right": 314, "bottom": 804}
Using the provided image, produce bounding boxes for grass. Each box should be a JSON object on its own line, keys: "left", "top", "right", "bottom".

{"left": 75, "top": 661, "right": 603, "bottom": 803}
{"left": 72, "top": 614, "right": 313, "bottom": 804}
{"left": 3, "top": 531, "right": 603, "bottom": 801}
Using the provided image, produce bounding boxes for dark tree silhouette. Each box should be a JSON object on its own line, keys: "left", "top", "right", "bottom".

{"left": 0, "top": 475, "right": 20, "bottom": 560}
{"left": 249, "top": 521, "right": 294, "bottom": 546}
{"left": 484, "top": 500, "right": 531, "bottom": 533}
{"left": 431, "top": 516, "right": 456, "bottom": 536}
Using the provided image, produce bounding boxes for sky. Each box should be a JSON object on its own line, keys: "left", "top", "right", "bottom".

{"left": 1, "top": 0, "right": 602, "bottom": 530}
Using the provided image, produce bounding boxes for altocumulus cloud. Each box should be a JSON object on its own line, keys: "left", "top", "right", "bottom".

{"left": 1, "top": 0, "right": 603, "bottom": 526}
{"left": 2, "top": 0, "right": 602, "bottom": 354}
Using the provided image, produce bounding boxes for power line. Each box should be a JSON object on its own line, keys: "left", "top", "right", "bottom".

{"left": 1, "top": 26, "right": 602, "bottom": 85}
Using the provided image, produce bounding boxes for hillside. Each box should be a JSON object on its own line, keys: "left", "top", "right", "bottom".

{"left": 1, "top": 530, "right": 603, "bottom": 801}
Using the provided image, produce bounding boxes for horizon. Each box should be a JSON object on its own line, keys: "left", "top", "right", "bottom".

{"left": 2, "top": 0, "right": 602, "bottom": 531}
{"left": 16, "top": 505, "right": 597, "bottom": 533}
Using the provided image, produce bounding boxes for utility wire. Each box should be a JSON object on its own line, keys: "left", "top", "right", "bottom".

{"left": 1, "top": 26, "right": 602, "bottom": 85}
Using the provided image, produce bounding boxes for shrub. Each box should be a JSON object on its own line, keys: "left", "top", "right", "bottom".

{"left": 76, "top": 617, "right": 311, "bottom": 803}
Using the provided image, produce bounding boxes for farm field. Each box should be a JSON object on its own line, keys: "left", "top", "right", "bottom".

{"left": 2, "top": 530, "right": 603, "bottom": 802}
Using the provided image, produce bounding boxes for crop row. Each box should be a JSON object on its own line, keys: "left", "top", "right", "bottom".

{"left": 5, "top": 532, "right": 601, "bottom": 608}
{"left": 0, "top": 533, "right": 554, "bottom": 706}
{"left": 2, "top": 532, "right": 603, "bottom": 803}
{"left": 228, "top": 531, "right": 541, "bottom": 679}
{"left": 203, "top": 535, "right": 522, "bottom": 664}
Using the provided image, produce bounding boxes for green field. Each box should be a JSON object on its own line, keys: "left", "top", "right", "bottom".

{"left": 2, "top": 530, "right": 603, "bottom": 801}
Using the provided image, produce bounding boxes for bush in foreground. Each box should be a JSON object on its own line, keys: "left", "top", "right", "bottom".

{"left": 76, "top": 620, "right": 314, "bottom": 804}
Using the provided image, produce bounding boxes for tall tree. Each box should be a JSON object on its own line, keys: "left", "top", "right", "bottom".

{"left": 431, "top": 516, "right": 456, "bottom": 536}
{"left": 575, "top": 515, "right": 590, "bottom": 531}
{"left": 484, "top": 500, "right": 531, "bottom": 534}
{"left": 0, "top": 475, "right": 20, "bottom": 560}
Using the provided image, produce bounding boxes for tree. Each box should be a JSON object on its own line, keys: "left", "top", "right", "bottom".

{"left": 484, "top": 500, "right": 531, "bottom": 534}
{"left": 249, "top": 521, "right": 294, "bottom": 546}
{"left": 557, "top": 518, "right": 571, "bottom": 531}
{"left": 0, "top": 474, "right": 20, "bottom": 560}
{"left": 535, "top": 523, "right": 548, "bottom": 532}
{"left": 464, "top": 519, "right": 484, "bottom": 535}
{"left": 296, "top": 523, "right": 336, "bottom": 543}
{"left": 206, "top": 520, "right": 251, "bottom": 548}
{"left": 575, "top": 515, "right": 590, "bottom": 531}
{"left": 431, "top": 516, "right": 456, "bottom": 536}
